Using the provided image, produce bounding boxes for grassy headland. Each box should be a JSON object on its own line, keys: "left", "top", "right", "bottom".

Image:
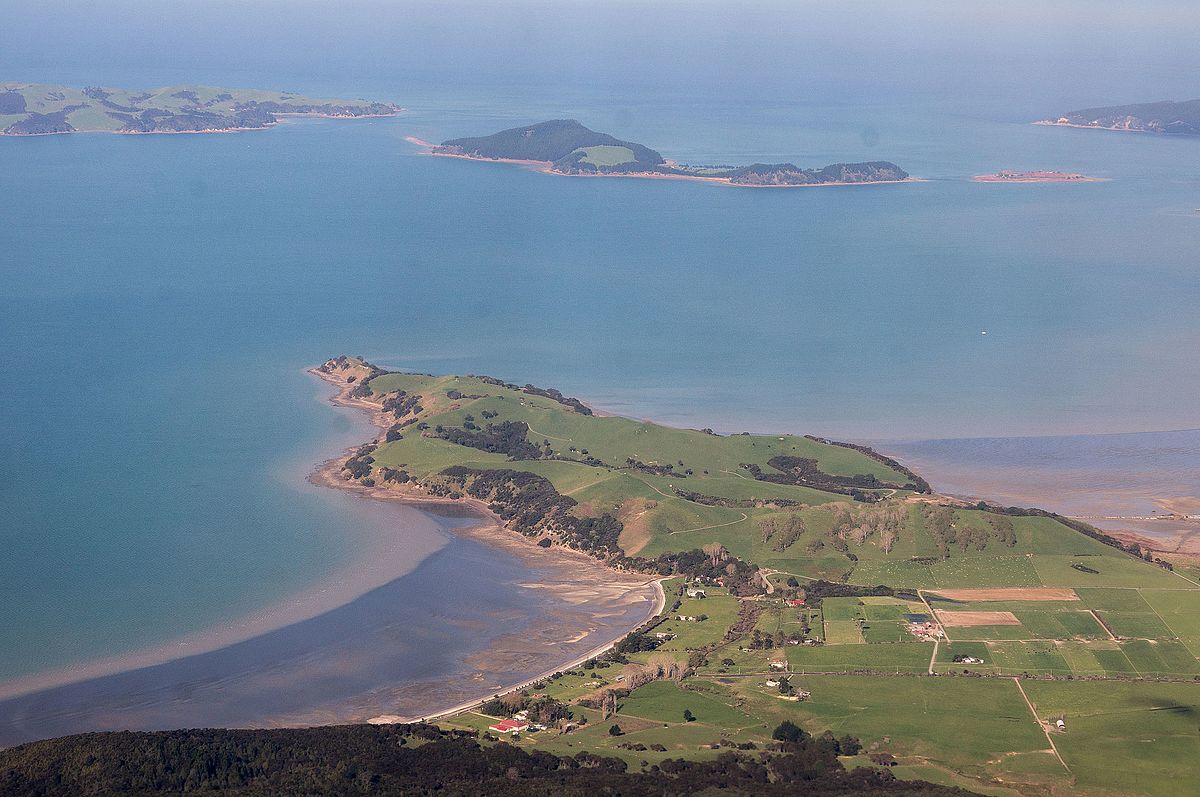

{"left": 0, "top": 83, "right": 401, "bottom": 135}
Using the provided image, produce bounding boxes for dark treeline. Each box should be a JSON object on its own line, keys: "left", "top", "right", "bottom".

{"left": 801, "top": 580, "right": 896, "bottom": 604}
{"left": 674, "top": 490, "right": 807, "bottom": 509}
{"left": 471, "top": 374, "right": 593, "bottom": 415}
{"left": 743, "top": 458, "right": 898, "bottom": 502}
{"left": 0, "top": 724, "right": 980, "bottom": 796}
{"left": 803, "top": 437, "right": 932, "bottom": 494}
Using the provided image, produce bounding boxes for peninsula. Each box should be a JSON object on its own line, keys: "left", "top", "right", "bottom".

{"left": 1035, "top": 99, "right": 1200, "bottom": 137}
{"left": 420, "top": 119, "right": 911, "bottom": 186}
{"left": 972, "top": 170, "right": 1104, "bottom": 183}
{"left": 0, "top": 83, "right": 402, "bottom": 135}
{"left": 292, "top": 355, "right": 1200, "bottom": 797}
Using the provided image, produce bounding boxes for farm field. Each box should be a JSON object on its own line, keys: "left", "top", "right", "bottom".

{"left": 1021, "top": 680, "right": 1200, "bottom": 796}
{"left": 575, "top": 145, "right": 637, "bottom": 166}
{"left": 317, "top": 360, "right": 1200, "bottom": 797}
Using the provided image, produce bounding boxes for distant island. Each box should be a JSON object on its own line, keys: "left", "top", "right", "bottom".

{"left": 415, "top": 119, "right": 911, "bottom": 187}
{"left": 0, "top": 83, "right": 402, "bottom": 136}
{"left": 972, "top": 170, "right": 1104, "bottom": 183}
{"left": 1035, "top": 99, "right": 1200, "bottom": 137}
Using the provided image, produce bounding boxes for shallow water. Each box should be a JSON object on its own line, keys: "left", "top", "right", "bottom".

{"left": 883, "top": 429, "right": 1200, "bottom": 544}
{"left": 0, "top": 515, "right": 657, "bottom": 747}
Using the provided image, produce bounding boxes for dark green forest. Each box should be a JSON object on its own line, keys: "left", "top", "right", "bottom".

{"left": 0, "top": 723, "right": 982, "bottom": 796}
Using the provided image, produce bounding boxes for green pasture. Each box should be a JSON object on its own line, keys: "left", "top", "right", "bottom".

{"left": 573, "top": 145, "right": 636, "bottom": 166}
{"left": 1021, "top": 680, "right": 1200, "bottom": 797}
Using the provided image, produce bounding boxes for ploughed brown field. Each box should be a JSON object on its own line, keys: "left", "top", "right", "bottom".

{"left": 936, "top": 610, "right": 1021, "bottom": 626}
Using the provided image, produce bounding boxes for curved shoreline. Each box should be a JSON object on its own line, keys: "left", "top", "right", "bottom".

{"left": 0, "top": 375, "right": 454, "bottom": 703}
{"left": 0, "top": 368, "right": 662, "bottom": 730}
{"left": 368, "top": 578, "right": 666, "bottom": 726}
{"left": 305, "top": 366, "right": 666, "bottom": 723}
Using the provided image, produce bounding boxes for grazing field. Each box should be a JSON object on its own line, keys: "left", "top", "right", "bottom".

{"left": 318, "top": 359, "right": 1200, "bottom": 797}
{"left": 618, "top": 680, "right": 751, "bottom": 727}
{"left": 1021, "top": 680, "right": 1200, "bottom": 796}
{"left": 574, "top": 145, "right": 637, "bottom": 166}
{"left": 785, "top": 642, "right": 932, "bottom": 672}
{"left": 930, "top": 588, "right": 1079, "bottom": 602}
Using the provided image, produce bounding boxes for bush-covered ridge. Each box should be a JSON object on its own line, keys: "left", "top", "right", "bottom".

{"left": 438, "top": 119, "right": 665, "bottom": 172}
{"left": 0, "top": 723, "right": 982, "bottom": 796}
{"left": 433, "top": 119, "right": 909, "bottom": 183}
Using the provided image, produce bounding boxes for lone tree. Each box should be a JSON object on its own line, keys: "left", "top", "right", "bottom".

{"left": 683, "top": 709, "right": 695, "bottom": 722}
{"left": 608, "top": 724, "right": 623, "bottom": 737}
{"left": 772, "top": 720, "right": 809, "bottom": 744}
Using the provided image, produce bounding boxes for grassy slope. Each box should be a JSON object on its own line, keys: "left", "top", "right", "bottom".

{"left": 364, "top": 370, "right": 917, "bottom": 562}
{"left": 372, "top": 376, "right": 1186, "bottom": 594}
{"left": 575, "top": 145, "right": 637, "bottom": 166}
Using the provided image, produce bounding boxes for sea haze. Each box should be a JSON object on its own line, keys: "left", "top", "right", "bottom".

{"left": 1, "top": 0, "right": 1198, "bottom": 736}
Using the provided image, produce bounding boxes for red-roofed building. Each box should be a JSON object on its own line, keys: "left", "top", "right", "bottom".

{"left": 488, "top": 719, "right": 529, "bottom": 734}
{"left": 786, "top": 599, "right": 805, "bottom": 607}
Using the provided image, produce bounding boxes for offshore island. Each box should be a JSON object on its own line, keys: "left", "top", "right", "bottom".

{"left": 1035, "top": 98, "right": 1200, "bottom": 137}
{"left": 972, "top": 170, "right": 1104, "bottom": 183}
{"left": 0, "top": 82, "right": 402, "bottom": 135}
{"left": 410, "top": 119, "right": 912, "bottom": 186}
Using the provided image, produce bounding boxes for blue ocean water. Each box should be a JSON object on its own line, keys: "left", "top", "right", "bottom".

{"left": 1, "top": 1, "right": 1198, "bottom": 726}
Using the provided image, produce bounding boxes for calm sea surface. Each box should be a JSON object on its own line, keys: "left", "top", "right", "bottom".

{"left": 2, "top": 3, "right": 1199, "bottom": 737}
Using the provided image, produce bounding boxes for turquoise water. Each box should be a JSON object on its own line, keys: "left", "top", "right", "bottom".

{"left": 2, "top": 2, "right": 1199, "bottom": 705}
{"left": 3, "top": 104, "right": 1197, "bottom": 685}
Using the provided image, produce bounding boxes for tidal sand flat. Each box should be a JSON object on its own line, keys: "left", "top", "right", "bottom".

{"left": 883, "top": 429, "right": 1200, "bottom": 551}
